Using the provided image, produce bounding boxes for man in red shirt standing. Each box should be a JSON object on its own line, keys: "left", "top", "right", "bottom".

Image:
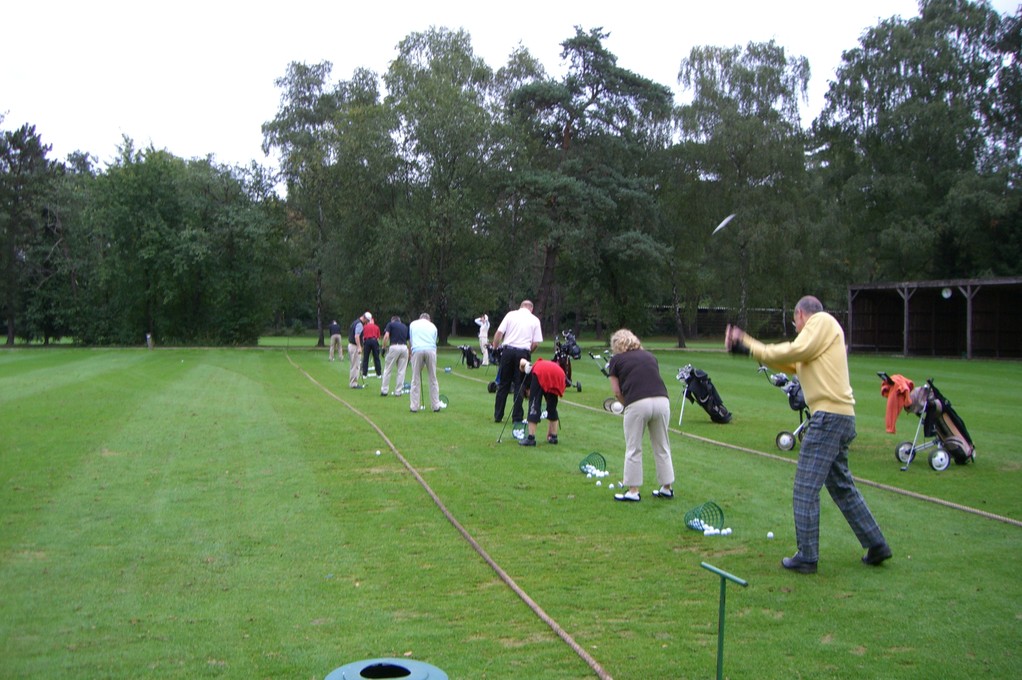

{"left": 518, "top": 358, "right": 566, "bottom": 446}
{"left": 361, "top": 312, "right": 382, "bottom": 379}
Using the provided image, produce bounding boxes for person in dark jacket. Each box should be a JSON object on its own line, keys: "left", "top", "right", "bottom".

{"left": 328, "top": 320, "right": 343, "bottom": 362}
{"left": 607, "top": 329, "right": 675, "bottom": 503}
{"left": 380, "top": 315, "right": 410, "bottom": 396}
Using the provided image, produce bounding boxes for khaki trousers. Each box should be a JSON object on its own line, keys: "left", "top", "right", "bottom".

{"left": 621, "top": 396, "right": 675, "bottom": 489}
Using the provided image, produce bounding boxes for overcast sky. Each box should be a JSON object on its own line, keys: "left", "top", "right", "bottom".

{"left": 3, "top": 0, "right": 1018, "bottom": 170}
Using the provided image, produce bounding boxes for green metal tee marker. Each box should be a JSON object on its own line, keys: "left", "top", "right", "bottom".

{"left": 701, "top": 562, "right": 749, "bottom": 680}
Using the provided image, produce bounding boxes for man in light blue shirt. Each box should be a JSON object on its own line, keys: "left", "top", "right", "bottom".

{"left": 409, "top": 313, "right": 444, "bottom": 413}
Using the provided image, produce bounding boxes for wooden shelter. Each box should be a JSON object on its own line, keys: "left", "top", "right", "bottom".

{"left": 847, "top": 277, "right": 1022, "bottom": 358}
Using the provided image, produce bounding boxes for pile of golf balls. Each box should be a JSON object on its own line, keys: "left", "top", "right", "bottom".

{"left": 703, "top": 526, "right": 733, "bottom": 536}
{"left": 582, "top": 464, "right": 611, "bottom": 479}
{"left": 689, "top": 518, "right": 732, "bottom": 536}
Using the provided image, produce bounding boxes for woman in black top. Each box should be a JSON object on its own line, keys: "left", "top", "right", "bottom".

{"left": 607, "top": 329, "right": 675, "bottom": 502}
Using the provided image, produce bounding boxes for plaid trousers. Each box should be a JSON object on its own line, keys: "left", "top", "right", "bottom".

{"left": 793, "top": 411, "right": 886, "bottom": 562}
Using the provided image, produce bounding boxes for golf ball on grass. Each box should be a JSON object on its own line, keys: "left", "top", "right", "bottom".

{"left": 596, "top": 481, "right": 602, "bottom": 486}
{"left": 375, "top": 450, "right": 381, "bottom": 456}
{"left": 767, "top": 531, "right": 774, "bottom": 539}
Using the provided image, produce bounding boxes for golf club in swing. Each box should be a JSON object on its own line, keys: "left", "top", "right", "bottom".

{"left": 712, "top": 213, "right": 736, "bottom": 236}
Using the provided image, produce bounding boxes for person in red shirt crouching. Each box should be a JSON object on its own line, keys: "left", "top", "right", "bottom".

{"left": 518, "top": 358, "right": 565, "bottom": 446}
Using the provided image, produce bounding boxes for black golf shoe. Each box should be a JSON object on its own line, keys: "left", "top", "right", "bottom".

{"left": 781, "top": 554, "right": 818, "bottom": 574}
{"left": 862, "top": 543, "right": 893, "bottom": 566}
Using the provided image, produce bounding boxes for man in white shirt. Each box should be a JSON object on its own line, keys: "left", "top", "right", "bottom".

{"left": 492, "top": 300, "right": 542, "bottom": 424}
{"left": 474, "top": 313, "right": 490, "bottom": 365}
{"left": 408, "top": 312, "right": 444, "bottom": 413}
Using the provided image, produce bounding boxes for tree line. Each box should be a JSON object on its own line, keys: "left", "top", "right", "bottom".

{"left": 3, "top": 0, "right": 1019, "bottom": 347}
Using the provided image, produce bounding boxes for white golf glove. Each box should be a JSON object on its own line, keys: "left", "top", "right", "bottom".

{"left": 520, "top": 359, "right": 533, "bottom": 375}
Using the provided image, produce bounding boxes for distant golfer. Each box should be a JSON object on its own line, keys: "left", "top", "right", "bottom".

{"left": 726, "top": 295, "right": 891, "bottom": 574}
{"left": 474, "top": 313, "right": 490, "bottom": 366}
{"left": 348, "top": 313, "right": 367, "bottom": 388}
{"left": 328, "top": 320, "right": 343, "bottom": 362}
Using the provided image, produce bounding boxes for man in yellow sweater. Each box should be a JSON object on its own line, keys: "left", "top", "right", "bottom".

{"left": 726, "top": 295, "right": 891, "bottom": 574}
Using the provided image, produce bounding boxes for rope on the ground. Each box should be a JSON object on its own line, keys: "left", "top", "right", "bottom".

{"left": 287, "top": 353, "right": 614, "bottom": 680}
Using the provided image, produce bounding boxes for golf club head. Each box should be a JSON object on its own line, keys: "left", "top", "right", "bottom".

{"left": 712, "top": 213, "right": 735, "bottom": 235}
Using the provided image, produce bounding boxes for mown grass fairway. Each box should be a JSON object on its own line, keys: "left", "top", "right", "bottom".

{"left": 2, "top": 344, "right": 1020, "bottom": 679}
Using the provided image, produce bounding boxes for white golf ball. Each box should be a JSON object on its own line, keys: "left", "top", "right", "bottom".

{"left": 611, "top": 401, "right": 623, "bottom": 414}
{"left": 375, "top": 450, "right": 381, "bottom": 456}
{"left": 596, "top": 481, "right": 602, "bottom": 486}
{"left": 608, "top": 484, "right": 615, "bottom": 489}
{"left": 767, "top": 531, "right": 774, "bottom": 539}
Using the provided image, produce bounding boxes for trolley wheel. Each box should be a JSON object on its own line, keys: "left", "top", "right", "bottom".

{"left": 895, "top": 441, "right": 915, "bottom": 465}
{"left": 776, "top": 431, "right": 796, "bottom": 451}
{"left": 928, "top": 447, "right": 951, "bottom": 471}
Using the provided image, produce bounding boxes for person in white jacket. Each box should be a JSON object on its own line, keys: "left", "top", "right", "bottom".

{"left": 474, "top": 313, "right": 490, "bottom": 365}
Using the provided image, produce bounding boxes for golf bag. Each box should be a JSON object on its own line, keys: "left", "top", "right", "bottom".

{"left": 458, "top": 344, "right": 481, "bottom": 369}
{"left": 553, "top": 330, "right": 583, "bottom": 392}
{"left": 487, "top": 345, "right": 503, "bottom": 393}
{"left": 894, "top": 378, "right": 975, "bottom": 471}
{"left": 677, "top": 364, "right": 732, "bottom": 424}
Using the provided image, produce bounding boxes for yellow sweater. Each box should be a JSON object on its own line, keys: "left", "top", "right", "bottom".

{"left": 744, "top": 312, "right": 855, "bottom": 416}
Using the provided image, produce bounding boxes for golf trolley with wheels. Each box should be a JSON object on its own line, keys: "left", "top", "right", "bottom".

{"left": 893, "top": 378, "right": 975, "bottom": 472}
{"left": 758, "top": 366, "right": 809, "bottom": 451}
{"left": 588, "top": 350, "right": 611, "bottom": 377}
{"left": 553, "top": 330, "right": 583, "bottom": 392}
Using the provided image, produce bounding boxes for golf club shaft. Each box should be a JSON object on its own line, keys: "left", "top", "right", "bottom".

{"left": 496, "top": 373, "right": 530, "bottom": 443}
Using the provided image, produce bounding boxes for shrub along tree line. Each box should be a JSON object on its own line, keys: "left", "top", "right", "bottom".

{"left": 2, "top": 1, "right": 1019, "bottom": 347}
